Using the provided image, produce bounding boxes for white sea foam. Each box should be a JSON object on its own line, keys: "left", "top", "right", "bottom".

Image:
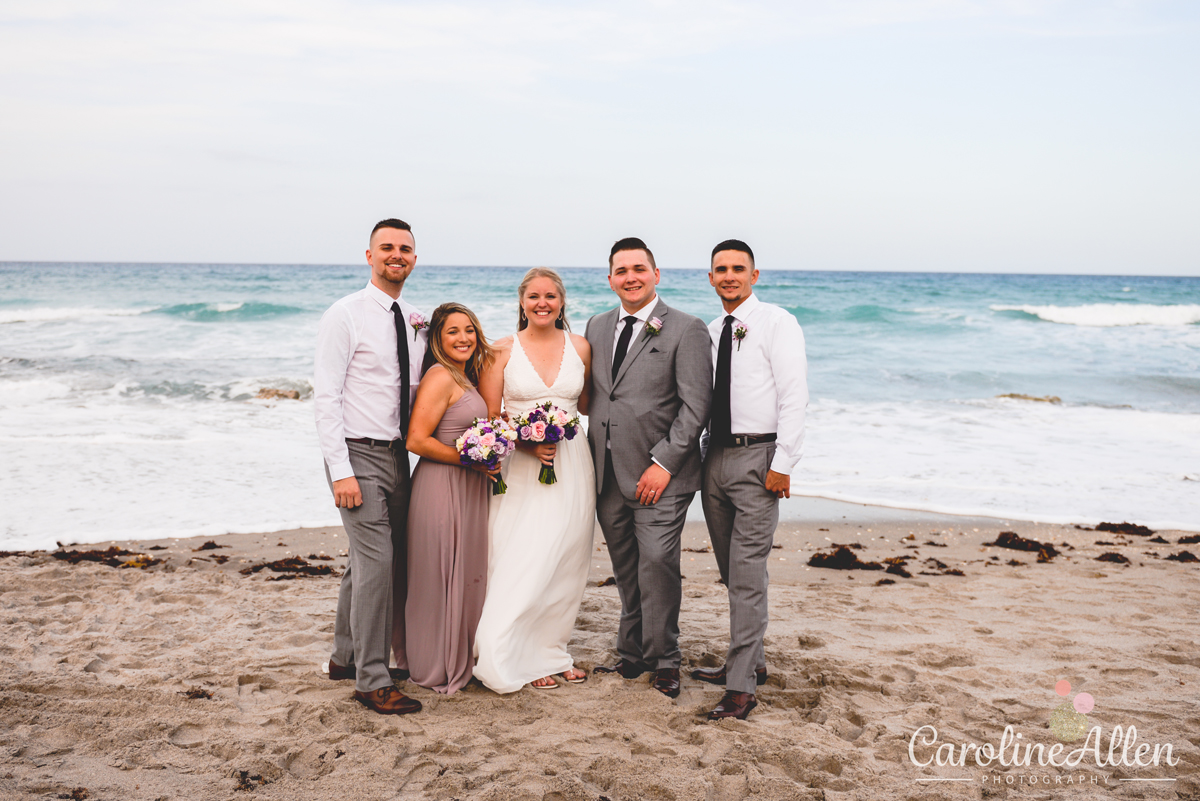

{"left": 3, "top": 392, "right": 1197, "bottom": 552}
{"left": 0, "top": 306, "right": 153, "bottom": 324}
{"left": 791, "top": 399, "right": 1200, "bottom": 532}
{"left": 991, "top": 303, "right": 1200, "bottom": 327}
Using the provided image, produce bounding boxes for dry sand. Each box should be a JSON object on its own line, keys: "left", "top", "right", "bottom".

{"left": 2, "top": 505, "right": 1198, "bottom": 800}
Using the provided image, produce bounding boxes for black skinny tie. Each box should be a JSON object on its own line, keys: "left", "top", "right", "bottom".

{"left": 711, "top": 315, "right": 734, "bottom": 444}
{"left": 611, "top": 315, "right": 637, "bottom": 381}
{"left": 391, "top": 302, "right": 411, "bottom": 436}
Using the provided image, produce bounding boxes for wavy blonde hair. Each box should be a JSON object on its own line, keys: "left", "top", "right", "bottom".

{"left": 422, "top": 302, "right": 494, "bottom": 389}
{"left": 517, "top": 267, "right": 570, "bottom": 332}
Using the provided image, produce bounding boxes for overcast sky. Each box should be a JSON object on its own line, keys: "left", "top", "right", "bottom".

{"left": 1, "top": 1, "right": 1197, "bottom": 273}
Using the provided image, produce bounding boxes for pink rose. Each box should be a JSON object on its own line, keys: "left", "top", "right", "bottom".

{"left": 530, "top": 421, "right": 547, "bottom": 440}
{"left": 480, "top": 432, "right": 496, "bottom": 448}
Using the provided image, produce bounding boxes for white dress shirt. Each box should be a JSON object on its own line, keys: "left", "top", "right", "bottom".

{"left": 314, "top": 282, "right": 427, "bottom": 482}
{"left": 611, "top": 295, "right": 661, "bottom": 357}
{"left": 708, "top": 292, "right": 808, "bottom": 475}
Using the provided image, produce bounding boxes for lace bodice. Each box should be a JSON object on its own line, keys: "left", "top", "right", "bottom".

{"left": 503, "top": 330, "right": 584, "bottom": 417}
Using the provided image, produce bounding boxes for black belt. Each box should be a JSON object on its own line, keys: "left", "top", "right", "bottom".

{"left": 346, "top": 437, "right": 404, "bottom": 450}
{"left": 716, "top": 433, "right": 777, "bottom": 447}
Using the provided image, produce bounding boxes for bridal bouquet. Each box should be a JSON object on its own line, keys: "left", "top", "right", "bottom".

{"left": 455, "top": 417, "right": 518, "bottom": 495}
{"left": 511, "top": 402, "right": 582, "bottom": 485}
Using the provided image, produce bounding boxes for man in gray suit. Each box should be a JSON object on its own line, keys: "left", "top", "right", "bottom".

{"left": 585, "top": 237, "right": 713, "bottom": 698}
{"left": 694, "top": 239, "right": 808, "bottom": 720}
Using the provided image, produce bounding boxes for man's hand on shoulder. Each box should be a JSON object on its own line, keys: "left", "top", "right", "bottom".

{"left": 636, "top": 463, "right": 671, "bottom": 505}
{"left": 765, "top": 470, "right": 790, "bottom": 499}
{"left": 333, "top": 476, "right": 363, "bottom": 508}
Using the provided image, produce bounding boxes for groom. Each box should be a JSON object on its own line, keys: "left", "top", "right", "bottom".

{"left": 585, "top": 237, "right": 713, "bottom": 698}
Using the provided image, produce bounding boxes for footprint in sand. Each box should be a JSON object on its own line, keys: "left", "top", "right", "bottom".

{"left": 169, "top": 723, "right": 205, "bottom": 749}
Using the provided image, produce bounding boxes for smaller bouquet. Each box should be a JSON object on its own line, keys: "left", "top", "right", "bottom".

{"left": 455, "top": 417, "right": 518, "bottom": 495}
{"left": 512, "top": 401, "right": 582, "bottom": 485}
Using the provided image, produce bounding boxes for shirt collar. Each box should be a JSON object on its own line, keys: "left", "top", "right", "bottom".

{"left": 724, "top": 292, "right": 760, "bottom": 324}
{"left": 365, "top": 281, "right": 402, "bottom": 312}
{"left": 620, "top": 294, "right": 659, "bottom": 325}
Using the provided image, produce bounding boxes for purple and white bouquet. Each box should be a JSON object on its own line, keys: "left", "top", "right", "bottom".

{"left": 455, "top": 417, "right": 518, "bottom": 495}
{"left": 511, "top": 401, "right": 582, "bottom": 485}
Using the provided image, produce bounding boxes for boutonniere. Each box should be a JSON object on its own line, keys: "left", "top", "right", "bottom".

{"left": 409, "top": 312, "right": 429, "bottom": 341}
{"left": 645, "top": 317, "right": 663, "bottom": 336}
{"left": 733, "top": 323, "right": 748, "bottom": 351}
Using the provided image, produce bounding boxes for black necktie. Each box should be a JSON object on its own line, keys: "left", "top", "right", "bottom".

{"left": 711, "top": 315, "right": 734, "bottom": 444}
{"left": 611, "top": 315, "right": 637, "bottom": 381}
{"left": 391, "top": 302, "right": 410, "bottom": 436}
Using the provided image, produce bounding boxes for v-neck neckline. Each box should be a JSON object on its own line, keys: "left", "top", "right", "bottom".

{"left": 515, "top": 330, "right": 567, "bottom": 390}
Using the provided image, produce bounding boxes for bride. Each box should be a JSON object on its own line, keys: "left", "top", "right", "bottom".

{"left": 475, "top": 268, "right": 596, "bottom": 691}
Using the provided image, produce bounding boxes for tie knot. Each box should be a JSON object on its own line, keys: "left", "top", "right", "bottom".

{"left": 623, "top": 315, "right": 637, "bottom": 326}
{"left": 391, "top": 302, "right": 402, "bottom": 314}
{"left": 724, "top": 315, "right": 736, "bottom": 326}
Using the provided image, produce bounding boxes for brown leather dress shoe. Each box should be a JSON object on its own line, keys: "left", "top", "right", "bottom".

{"left": 707, "top": 690, "right": 757, "bottom": 720}
{"left": 328, "top": 660, "right": 355, "bottom": 681}
{"left": 328, "top": 662, "right": 410, "bottom": 683}
{"left": 592, "top": 658, "right": 649, "bottom": 679}
{"left": 652, "top": 668, "right": 681, "bottom": 699}
{"left": 353, "top": 686, "right": 422, "bottom": 715}
{"left": 689, "top": 665, "right": 768, "bottom": 686}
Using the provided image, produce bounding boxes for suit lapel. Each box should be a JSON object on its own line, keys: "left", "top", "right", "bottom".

{"left": 613, "top": 303, "right": 669, "bottom": 389}
{"left": 596, "top": 308, "right": 619, "bottom": 391}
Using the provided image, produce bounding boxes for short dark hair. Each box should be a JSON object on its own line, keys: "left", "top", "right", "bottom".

{"left": 711, "top": 239, "right": 754, "bottom": 266}
{"left": 370, "top": 218, "right": 412, "bottom": 244}
{"left": 608, "top": 237, "right": 656, "bottom": 271}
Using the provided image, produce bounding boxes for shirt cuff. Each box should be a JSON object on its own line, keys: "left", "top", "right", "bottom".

{"left": 328, "top": 461, "right": 355, "bottom": 482}
{"left": 651, "top": 457, "right": 673, "bottom": 476}
{"left": 769, "top": 453, "right": 798, "bottom": 476}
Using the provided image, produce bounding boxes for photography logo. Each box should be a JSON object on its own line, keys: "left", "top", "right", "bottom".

{"left": 909, "top": 679, "right": 1179, "bottom": 787}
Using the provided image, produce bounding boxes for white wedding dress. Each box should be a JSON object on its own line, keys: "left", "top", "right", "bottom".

{"left": 473, "top": 330, "right": 596, "bottom": 693}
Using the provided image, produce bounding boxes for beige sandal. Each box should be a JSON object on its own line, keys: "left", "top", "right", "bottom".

{"left": 531, "top": 675, "right": 559, "bottom": 689}
{"left": 561, "top": 668, "right": 587, "bottom": 684}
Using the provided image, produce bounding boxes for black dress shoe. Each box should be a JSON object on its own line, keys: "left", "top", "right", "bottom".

{"left": 353, "top": 686, "right": 422, "bottom": 715}
{"left": 652, "top": 668, "right": 681, "bottom": 699}
{"left": 593, "top": 658, "right": 649, "bottom": 679}
{"left": 689, "top": 665, "right": 768, "bottom": 686}
{"left": 707, "top": 690, "right": 757, "bottom": 720}
{"left": 328, "top": 661, "right": 410, "bottom": 682}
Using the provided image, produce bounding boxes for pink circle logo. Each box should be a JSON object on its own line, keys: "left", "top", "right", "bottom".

{"left": 1049, "top": 680, "right": 1096, "bottom": 742}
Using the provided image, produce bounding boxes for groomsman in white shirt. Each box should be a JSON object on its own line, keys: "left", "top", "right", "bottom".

{"left": 313, "top": 218, "right": 427, "bottom": 715}
{"left": 694, "top": 239, "right": 808, "bottom": 720}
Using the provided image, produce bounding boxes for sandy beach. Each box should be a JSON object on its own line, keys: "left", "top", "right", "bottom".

{"left": 2, "top": 503, "right": 1197, "bottom": 800}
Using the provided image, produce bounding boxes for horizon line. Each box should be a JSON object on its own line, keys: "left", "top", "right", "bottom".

{"left": 2, "top": 260, "right": 1197, "bottom": 280}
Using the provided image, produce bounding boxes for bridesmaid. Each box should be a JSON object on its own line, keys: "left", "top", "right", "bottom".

{"left": 405, "top": 302, "right": 496, "bottom": 695}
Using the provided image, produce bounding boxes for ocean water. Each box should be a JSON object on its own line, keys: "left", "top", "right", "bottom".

{"left": 2, "top": 262, "right": 1198, "bottom": 550}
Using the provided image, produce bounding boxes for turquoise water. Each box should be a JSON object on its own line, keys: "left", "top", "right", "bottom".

{"left": 2, "top": 262, "right": 1198, "bottom": 548}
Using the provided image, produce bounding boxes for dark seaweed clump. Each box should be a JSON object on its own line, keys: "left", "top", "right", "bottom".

{"left": 983, "top": 531, "right": 1059, "bottom": 562}
{"left": 808, "top": 546, "right": 883, "bottom": 571}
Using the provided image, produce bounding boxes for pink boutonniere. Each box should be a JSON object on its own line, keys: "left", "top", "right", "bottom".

{"left": 409, "top": 312, "right": 429, "bottom": 341}
{"left": 733, "top": 323, "right": 748, "bottom": 351}
{"left": 645, "top": 317, "right": 663, "bottom": 336}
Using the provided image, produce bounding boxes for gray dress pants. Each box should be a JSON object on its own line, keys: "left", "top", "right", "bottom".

{"left": 326, "top": 440, "right": 411, "bottom": 693}
{"left": 596, "top": 458, "right": 692, "bottom": 670}
{"left": 700, "top": 441, "right": 779, "bottom": 695}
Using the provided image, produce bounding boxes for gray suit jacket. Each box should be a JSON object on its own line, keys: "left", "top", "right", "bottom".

{"left": 585, "top": 299, "right": 713, "bottom": 500}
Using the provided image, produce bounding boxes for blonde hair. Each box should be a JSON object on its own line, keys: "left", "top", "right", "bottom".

{"left": 517, "top": 267, "right": 570, "bottom": 331}
{"left": 422, "top": 303, "right": 494, "bottom": 388}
